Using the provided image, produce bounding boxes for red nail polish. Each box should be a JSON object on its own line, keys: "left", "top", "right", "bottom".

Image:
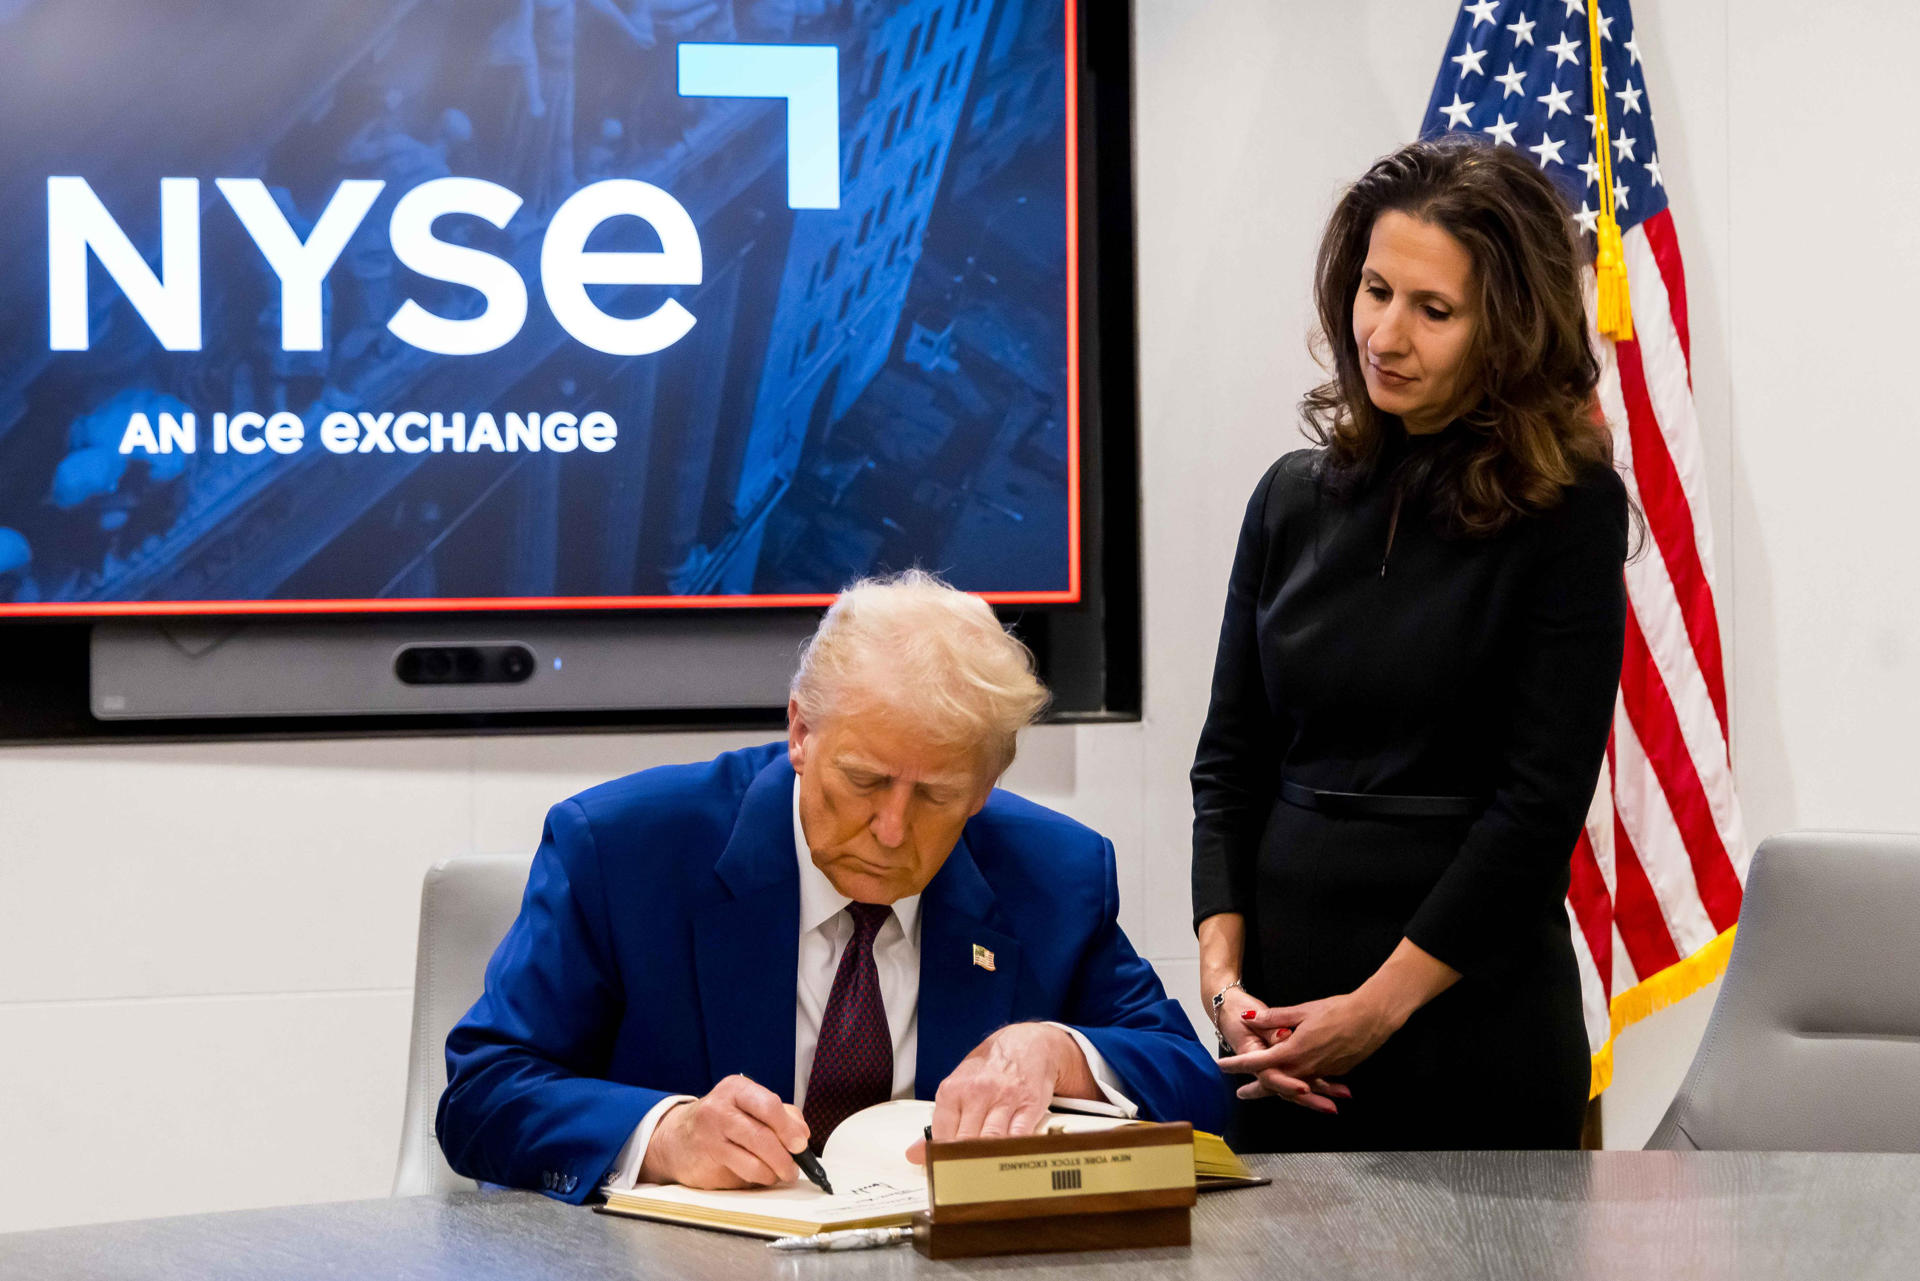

{"left": 1241, "top": 1010, "right": 1255, "bottom": 1020}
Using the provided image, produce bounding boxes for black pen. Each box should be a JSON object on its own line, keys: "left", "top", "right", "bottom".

{"left": 795, "top": 1147, "right": 833, "bottom": 1195}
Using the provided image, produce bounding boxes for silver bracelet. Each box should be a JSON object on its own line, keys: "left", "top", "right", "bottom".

{"left": 1208, "top": 981, "right": 1244, "bottom": 1055}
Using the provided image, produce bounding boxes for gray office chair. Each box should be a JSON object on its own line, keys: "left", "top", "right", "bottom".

{"left": 392, "top": 854, "right": 533, "bottom": 1195}
{"left": 1647, "top": 830, "right": 1920, "bottom": 1152}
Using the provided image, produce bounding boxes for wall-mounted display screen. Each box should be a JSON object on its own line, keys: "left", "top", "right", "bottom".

{"left": 0, "top": 0, "right": 1077, "bottom": 616}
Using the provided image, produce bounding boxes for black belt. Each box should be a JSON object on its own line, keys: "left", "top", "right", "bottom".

{"left": 1280, "top": 779, "right": 1481, "bottom": 819}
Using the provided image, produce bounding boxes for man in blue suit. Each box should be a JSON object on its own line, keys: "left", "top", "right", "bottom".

{"left": 439, "top": 572, "right": 1227, "bottom": 1201}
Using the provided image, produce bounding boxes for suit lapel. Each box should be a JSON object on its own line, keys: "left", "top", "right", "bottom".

{"left": 693, "top": 755, "right": 800, "bottom": 1101}
{"left": 915, "top": 830, "right": 1021, "bottom": 1097}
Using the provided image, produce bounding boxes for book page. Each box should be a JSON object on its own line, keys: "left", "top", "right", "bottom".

{"left": 818, "top": 1098, "right": 935, "bottom": 1186}
{"left": 608, "top": 1100, "right": 936, "bottom": 1230}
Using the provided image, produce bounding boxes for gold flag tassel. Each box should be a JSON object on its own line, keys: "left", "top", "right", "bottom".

{"left": 1587, "top": 2, "right": 1633, "bottom": 340}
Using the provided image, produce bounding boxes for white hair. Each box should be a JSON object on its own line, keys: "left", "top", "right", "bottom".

{"left": 790, "top": 569, "right": 1051, "bottom": 775}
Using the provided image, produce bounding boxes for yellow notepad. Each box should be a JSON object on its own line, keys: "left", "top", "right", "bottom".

{"left": 1192, "top": 1128, "right": 1261, "bottom": 1187}
{"left": 598, "top": 1099, "right": 1257, "bottom": 1238}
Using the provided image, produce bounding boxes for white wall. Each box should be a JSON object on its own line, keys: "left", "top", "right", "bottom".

{"left": 3, "top": 0, "right": 1914, "bottom": 1230}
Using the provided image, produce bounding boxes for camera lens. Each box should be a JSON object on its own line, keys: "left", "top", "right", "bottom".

{"left": 500, "top": 646, "right": 534, "bottom": 682}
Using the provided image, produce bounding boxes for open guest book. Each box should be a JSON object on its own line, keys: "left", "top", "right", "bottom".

{"left": 597, "top": 1099, "right": 1260, "bottom": 1239}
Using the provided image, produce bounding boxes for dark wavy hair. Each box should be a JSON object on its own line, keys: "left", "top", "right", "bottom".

{"left": 1302, "top": 133, "right": 1613, "bottom": 536}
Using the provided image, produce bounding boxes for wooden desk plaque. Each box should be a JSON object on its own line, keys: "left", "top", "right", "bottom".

{"left": 911, "top": 1121, "right": 1196, "bottom": 1259}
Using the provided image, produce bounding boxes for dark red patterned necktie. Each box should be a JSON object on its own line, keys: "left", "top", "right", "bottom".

{"left": 802, "top": 902, "right": 894, "bottom": 1146}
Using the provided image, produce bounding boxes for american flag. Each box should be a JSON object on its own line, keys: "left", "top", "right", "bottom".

{"left": 1420, "top": 0, "right": 1748, "bottom": 1095}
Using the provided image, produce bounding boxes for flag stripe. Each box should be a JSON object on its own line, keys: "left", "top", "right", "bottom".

{"left": 1568, "top": 828, "right": 1614, "bottom": 998}
{"left": 1569, "top": 904, "right": 1614, "bottom": 1057}
{"left": 1572, "top": 747, "right": 1620, "bottom": 1001}
{"left": 1612, "top": 333, "right": 1732, "bottom": 740}
{"left": 1642, "top": 209, "right": 1692, "bottom": 377}
{"left": 1604, "top": 733, "right": 1692, "bottom": 979}
{"left": 1610, "top": 706, "right": 1720, "bottom": 957}
{"left": 1608, "top": 923, "right": 1633, "bottom": 1009}
{"left": 1622, "top": 225, "right": 1731, "bottom": 686}
{"left": 1619, "top": 609, "right": 1744, "bottom": 932}
{"left": 1621, "top": 565, "right": 1747, "bottom": 872}
{"left": 1610, "top": 784, "right": 1685, "bottom": 978}
{"left": 1611, "top": 416, "right": 1746, "bottom": 870}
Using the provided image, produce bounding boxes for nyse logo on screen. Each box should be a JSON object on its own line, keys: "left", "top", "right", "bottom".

{"left": 45, "top": 43, "right": 838, "bottom": 359}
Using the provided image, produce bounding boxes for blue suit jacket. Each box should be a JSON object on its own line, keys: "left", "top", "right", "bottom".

{"left": 438, "top": 742, "right": 1228, "bottom": 1202}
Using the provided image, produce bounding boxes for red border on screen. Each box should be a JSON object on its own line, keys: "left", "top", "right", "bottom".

{"left": 0, "top": 2, "right": 1083, "bottom": 620}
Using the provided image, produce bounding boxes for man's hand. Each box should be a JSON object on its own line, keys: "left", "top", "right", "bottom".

{"left": 639, "top": 1074, "right": 811, "bottom": 1189}
{"left": 906, "top": 1023, "right": 1091, "bottom": 1163}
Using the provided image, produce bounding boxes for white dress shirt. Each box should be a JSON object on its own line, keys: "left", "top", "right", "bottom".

{"left": 603, "top": 779, "right": 1133, "bottom": 1190}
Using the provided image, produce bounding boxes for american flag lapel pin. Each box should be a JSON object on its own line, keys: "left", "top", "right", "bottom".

{"left": 971, "top": 943, "right": 996, "bottom": 972}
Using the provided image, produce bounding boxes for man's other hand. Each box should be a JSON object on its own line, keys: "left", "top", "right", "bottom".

{"left": 907, "top": 1023, "right": 1091, "bottom": 1164}
{"left": 639, "top": 1074, "right": 810, "bottom": 1188}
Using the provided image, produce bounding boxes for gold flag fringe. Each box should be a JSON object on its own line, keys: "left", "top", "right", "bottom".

{"left": 1588, "top": 925, "right": 1737, "bottom": 1098}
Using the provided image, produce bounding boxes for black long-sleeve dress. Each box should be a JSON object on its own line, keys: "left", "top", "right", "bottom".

{"left": 1191, "top": 424, "right": 1628, "bottom": 1152}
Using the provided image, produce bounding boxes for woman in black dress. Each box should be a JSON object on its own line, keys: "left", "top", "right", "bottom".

{"left": 1192, "top": 135, "right": 1630, "bottom": 1152}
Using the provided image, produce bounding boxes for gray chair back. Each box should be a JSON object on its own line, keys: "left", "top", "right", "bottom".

{"left": 1647, "top": 830, "right": 1920, "bottom": 1151}
{"left": 392, "top": 853, "right": 533, "bottom": 1195}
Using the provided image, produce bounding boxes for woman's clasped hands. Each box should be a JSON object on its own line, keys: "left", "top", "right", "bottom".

{"left": 1217, "top": 989, "right": 1406, "bottom": 1111}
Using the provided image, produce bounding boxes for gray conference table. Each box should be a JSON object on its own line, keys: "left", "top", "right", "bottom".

{"left": 3, "top": 1151, "right": 1916, "bottom": 1281}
